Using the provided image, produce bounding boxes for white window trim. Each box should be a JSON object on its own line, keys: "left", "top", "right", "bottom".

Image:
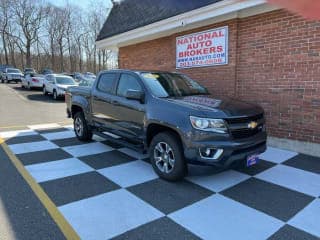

{"left": 96, "top": 0, "right": 279, "bottom": 50}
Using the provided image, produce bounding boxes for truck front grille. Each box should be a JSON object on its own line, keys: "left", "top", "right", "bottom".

{"left": 226, "top": 113, "right": 265, "bottom": 139}
{"left": 231, "top": 128, "right": 262, "bottom": 139}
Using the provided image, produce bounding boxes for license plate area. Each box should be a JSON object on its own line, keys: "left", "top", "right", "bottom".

{"left": 247, "top": 154, "right": 260, "bottom": 167}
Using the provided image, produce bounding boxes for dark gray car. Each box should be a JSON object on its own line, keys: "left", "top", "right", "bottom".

{"left": 66, "top": 70, "right": 267, "bottom": 181}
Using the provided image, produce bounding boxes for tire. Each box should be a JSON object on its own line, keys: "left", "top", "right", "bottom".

{"left": 53, "top": 90, "right": 58, "bottom": 100}
{"left": 73, "top": 111, "right": 93, "bottom": 141}
{"left": 43, "top": 86, "right": 48, "bottom": 95}
{"left": 149, "top": 131, "right": 187, "bottom": 181}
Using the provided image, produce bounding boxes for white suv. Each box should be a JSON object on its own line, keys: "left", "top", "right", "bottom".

{"left": 43, "top": 74, "right": 78, "bottom": 100}
{"left": 2, "top": 68, "right": 23, "bottom": 83}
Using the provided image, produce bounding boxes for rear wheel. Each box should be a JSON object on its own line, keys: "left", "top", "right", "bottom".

{"left": 74, "top": 111, "right": 93, "bottom": 141}
{"left": 150, "top": 132, "right": 187, "bottom": 181}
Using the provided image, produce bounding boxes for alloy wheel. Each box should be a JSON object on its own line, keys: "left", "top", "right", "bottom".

{"left": 74, "top": 117, "right": 84, "bottom": 137}
{"left": 154, "top": 142, "right": 175, "bottom": 173}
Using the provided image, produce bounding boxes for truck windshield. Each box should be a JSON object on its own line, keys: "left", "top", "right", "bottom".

{"left": 56, "top": 77, "right": 75, "bottom": 85}
{"left": 140, "top": 72, "right": 209, "bottom": 97}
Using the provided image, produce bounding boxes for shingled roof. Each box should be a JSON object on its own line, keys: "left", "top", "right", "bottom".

{"left": 97, "top": 0, "right": 223, "bottom": 41}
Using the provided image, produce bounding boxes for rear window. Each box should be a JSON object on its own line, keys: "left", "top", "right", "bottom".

{"left": 97, "top": 73, "right": 117, "bottom": 93}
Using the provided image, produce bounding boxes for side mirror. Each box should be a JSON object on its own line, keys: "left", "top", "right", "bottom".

{"left": 126, "top": 90, "right": 145, "bottom": 103}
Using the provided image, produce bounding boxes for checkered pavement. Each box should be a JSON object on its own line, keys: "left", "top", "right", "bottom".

{"left": 1, "top": 123, "right": 319, "bottom": 240}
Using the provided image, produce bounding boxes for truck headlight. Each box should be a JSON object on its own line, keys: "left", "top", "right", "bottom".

{"left": 190, "top": 116, "right": 228, "bottom": 133}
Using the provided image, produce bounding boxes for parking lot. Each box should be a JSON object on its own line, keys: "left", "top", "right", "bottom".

{"left": 0, "top": 83, "right": 70, "bottom": 128}
{"left": 0, "top": 83, "right": 320, "bottom": 240}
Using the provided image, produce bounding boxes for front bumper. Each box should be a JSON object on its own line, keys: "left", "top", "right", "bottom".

{"left": 7, "top": 75, "right": 22, "bottom": 81}
{"left": 183, "top": 131, "right": 267, "bottom": 167}
{"left": 57, "top": 89, "right": 66, "bottom": 96}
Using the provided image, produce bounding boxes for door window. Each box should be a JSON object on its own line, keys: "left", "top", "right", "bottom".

{"left": 97, "top": 73, "right": 117, "bottom": 93}
{"left": 117, "top": 74, "right": 142, "bottom": 97}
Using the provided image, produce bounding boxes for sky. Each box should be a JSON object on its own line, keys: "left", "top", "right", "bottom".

{"left": 48, "top": 0, "right": 112, "bottom": 9}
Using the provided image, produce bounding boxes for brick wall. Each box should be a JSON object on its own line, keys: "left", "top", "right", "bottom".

{"left": 237, "top": 10, "right": 320, "bottom": 143}
{"left": 119, "top": 10, "right": 320, "bottom": 144}
{"left": 119, "top": 19, "right": 238, "bottom": 96}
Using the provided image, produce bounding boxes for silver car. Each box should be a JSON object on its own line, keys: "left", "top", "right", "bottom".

{"left": 1, "top": 68, "right": 24, "bottom": 83}
{"left": 21, "top": 73, "right": 45, "bottom": 89}
{"left": 43, "top": 74, "right": 78, "bottom": 100}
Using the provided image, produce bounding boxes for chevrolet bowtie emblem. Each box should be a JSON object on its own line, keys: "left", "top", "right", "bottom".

{"left": 248, "top": 121, "right": 258, "bottom": 129}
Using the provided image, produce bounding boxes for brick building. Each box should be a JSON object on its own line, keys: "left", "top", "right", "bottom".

{"left": 97, "top": 0, "right": 320, "bottom": 154}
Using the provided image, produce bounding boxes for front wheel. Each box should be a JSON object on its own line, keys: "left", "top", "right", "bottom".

{"left": 43, "top": 86, "right": 48, "bottom": 95}
{"left": 74, "top": 111, "right": 93, "bottom": 141}
{"left": 53, "top": 90, "right": 58, "bottom": 100}
{"left": 150, "top": 132, "right": 187, "bottom": 181}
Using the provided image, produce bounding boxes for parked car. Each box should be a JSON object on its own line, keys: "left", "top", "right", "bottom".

{"left": 83, "top": 72, "right": 96, "bottom": 80}
{"left": 43, "top": 74, "right": 78, "bottom": 100}
{"left": 66, "top": 70, "right": 267, "bottom": 181}
{"left": 40, "top": 68, "right": 54, "bottom": 75}
{"left": 1, "top": 68, "right": 23, "bottom": 83}
{"left": 73, "top": 72, "right": 84, "bottom": 82}
{"left": 21, "top": 73, "right": 45, "bottom": 90}
{"left": 0, "top": 64, "right": 13, "bottom": 80}
{"left": 78, "top": 77, "right": 95, "bottom": 87}
{"left": 24, "top": 68, "right": 36, "bottom": 76}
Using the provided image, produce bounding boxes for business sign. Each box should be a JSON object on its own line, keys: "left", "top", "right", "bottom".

{"left": 176, "top": 26, "right": 228, "bottom": 69}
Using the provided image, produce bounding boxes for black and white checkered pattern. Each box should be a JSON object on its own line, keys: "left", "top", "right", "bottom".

{"left": 1, "top": 123, "right": 320, "bottom": 240}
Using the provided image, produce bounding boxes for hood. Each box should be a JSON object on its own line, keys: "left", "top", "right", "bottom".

{"left": 57, "top": 84, "right": 78, "bottom": 90}
{"left": 165, "top": 95, "right": 263, "bottom": 118}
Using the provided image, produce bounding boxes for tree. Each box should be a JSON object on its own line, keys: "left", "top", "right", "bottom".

{"left": 13, "top": 0, "right": 46, "bottom": 67}
{"left": 0, "top": 0, "right": 117, "bottom": 72}
{"left": 0, "top": 0, "right": 12, "bottom": 64}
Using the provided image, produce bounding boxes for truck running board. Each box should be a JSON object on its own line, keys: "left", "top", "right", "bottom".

{"left": 93, "top": 130, "right": 147, "bottom": 154}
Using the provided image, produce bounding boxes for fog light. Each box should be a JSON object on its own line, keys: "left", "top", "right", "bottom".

{"left": 199, "top": 147, "right": 224, "bottom": 160}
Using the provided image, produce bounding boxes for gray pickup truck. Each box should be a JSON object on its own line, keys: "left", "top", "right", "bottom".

{"left": 66, "top": 69, "right": 267, "bottom": 181}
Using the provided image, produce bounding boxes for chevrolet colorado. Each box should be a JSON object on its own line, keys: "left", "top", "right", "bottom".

{"left": 66, "top": 69, "right": 266, "bottom": 181}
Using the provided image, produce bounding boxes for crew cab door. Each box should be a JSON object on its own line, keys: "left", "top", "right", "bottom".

{"left": 111, "top": 73, "right": 146, "bottom": 142}
{"left": 91, "top": 72, "right": 119, "bottom": 130}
